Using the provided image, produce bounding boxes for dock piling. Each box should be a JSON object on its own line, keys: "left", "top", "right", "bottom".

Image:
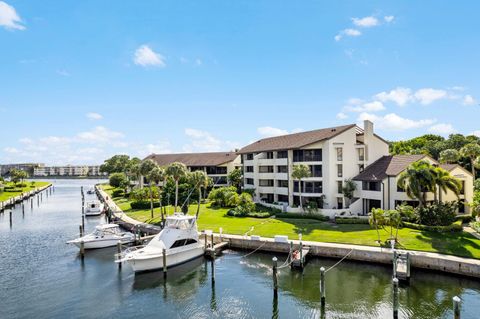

{"left": 80, "top": 241, "right": 85, "bottom": 259}
{"left": 9, "top": 210, "right": 12, "bottom": 227}
{"left": 81, "top": 215, "right": 85, "bottom": 233}
{"left": 117, "top": 242, "right": 122, "bottom": 270}
{"left": 393, "top": 277, "right": 399, "bottom": 319}
{"left": 453, "top": 296, "right": 461, "bottom": 319}
{"left": 162, "top": 248, "right": 167, "bottom": 278}
{"left": 79, "top": 225, "right": 83, "bottom": 237}
{"left": 393, "top": 250, "right": 397, "bottom": 278}
{"left": 211, "top": 258, "right": 215, "bottom": 284}
{"left": 272, "top": 257, "right": 278, "bottom": 292}
{"left": 320, "top": 267, "right": 326, "bottom": 308}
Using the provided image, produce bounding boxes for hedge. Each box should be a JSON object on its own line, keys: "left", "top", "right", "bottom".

{"left": 402, "top": 220, "right": 463, "bottom": 233}
{"left": 335, "top": 217, "right": 369, "bottom": 224}
{"left": 275, "top": 212, "right": 330, "bottom": 222}
{"left": 130, "top": 201, "right": 160, "bottom": 210}
{"left": 455, "top": 214, "right": 474, "bottom": 223}
{"left": 226, "top": 210, "right": 271, "bottom": 218}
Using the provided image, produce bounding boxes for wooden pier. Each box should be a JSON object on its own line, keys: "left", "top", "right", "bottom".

{"left": 291, "top": 245, "right": 311, "bottom": 269}
{"left": 395, "top": 252, "right": 411, "bottom": 282}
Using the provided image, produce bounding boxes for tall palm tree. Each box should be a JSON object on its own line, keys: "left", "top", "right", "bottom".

{"left": 460, "top": 143, "right": 480, "bottom": 177}
{"left": 140, "top": 159, "right": 158, "bottom": 218}
{"left": 397, "top": 160, "right": 435, "bottom": 207}
{"left": 148, "top": 166, "right": 166, "bottom": 224}
{"left": 431, "top": 166, "right": 462, "bottom": 202}
{"left": 166, "top": 162, "right": 187, "bottom": 212}
{"left": 189, "top": 170, "right": 210, "bottom": 218}
{"left": 292, "top": 164, "right": 311, "bottom": 212}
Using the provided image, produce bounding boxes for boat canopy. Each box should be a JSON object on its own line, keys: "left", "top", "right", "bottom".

{"left": 165, "top": 213, "right": 196, "bottom": 229}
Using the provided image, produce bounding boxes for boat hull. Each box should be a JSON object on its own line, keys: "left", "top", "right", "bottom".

{"left": 70, "top": 238, "right": 133, "bottom": 249}
{"left": 127, "top": 245, "right": 204, "bottom": 272}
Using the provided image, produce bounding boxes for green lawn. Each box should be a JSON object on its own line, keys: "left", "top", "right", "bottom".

{"left": 0, "top": 181, "right": 51, "bottom": 202}
{"left": 101, "top": 184, "right": 480, "bottom": 260}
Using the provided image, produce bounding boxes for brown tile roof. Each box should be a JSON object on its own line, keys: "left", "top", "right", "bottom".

{"left": 238, "top": 124, "right": 357, "bottom": 153}
{"left": 353, "top": 155, "right": 427, "bottom": 181}
{"left": 439, "top": 164, "right": 457, "bottom": 172}
{"left": 145, "top": 152, "right": 238, "bottom": 167}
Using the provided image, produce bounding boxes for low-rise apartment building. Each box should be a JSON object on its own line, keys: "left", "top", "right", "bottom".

{"left": 0, "top": 163, "right": 44, "bottom": 177}
{"left": 33, "top": 165, "right": 107, "bottom": 177}
{"left": 238, "top": 120, "right": 389, "bottom": 211}
{"left": 145, "top": 152, "right": 241, "bottom": 186}
{"left": 351, "top": 155, "right": 474, "bottom": 215}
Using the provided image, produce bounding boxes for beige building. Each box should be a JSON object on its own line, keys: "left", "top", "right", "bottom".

{"left": 145, "top": 152, "right": 241, "bottom": 186}
{"left": 33, "top": 165, "right": 107, "bottom": 177}
{"left": 238, "top": 121, "right": 389, "bottom": 212}
{"left": 352, "top": 155, "right": 474, "bottom": 215}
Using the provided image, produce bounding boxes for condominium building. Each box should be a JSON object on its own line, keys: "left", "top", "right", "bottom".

{"left": 352, "top": 155, "right": 474, "bottom": 214}
{"left": 0, "top": 163, "right": 44, "bottom": 177}
{"left": 33, "top": 165, "right": 107, "bottom": 177}
{"left": 238, "top": 120, "right": 389, "bottom": 211}
{"left": 145, "top": 152, "right": 241, "bottom": 186}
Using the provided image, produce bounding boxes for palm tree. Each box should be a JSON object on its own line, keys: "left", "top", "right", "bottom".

{"left": 292, "top": 164, "right": 311, "bottom": 212}
{"left": 166, "top": 162, "right": 187, "bottom": 212}
{"left": 189, "top": 170, "right": 210, "bottom": 218}
{"left": 431, "top": 166, "right": 462, "bottom": 202}
{"left": 369, "top": 208, "right": 385, "bottom": 243}
{"left": 140, "top": 159, "right": 158, "bottom": 218}
{"left": 148, "top": 166, "right": 166, "bottom": 224}
{"left": 460, "top": 143, "right": 480, "bottom": 177}
{"left": 439, "top": 149, "right": 460, "bottom": 164}
{"left": 342, "top": 179, "right": 357, "bottom": 208}
{"left": 384, "top": 210, "right": 402, "bottom": 242}
{"left": 397, "top": 160, "right": 435, "bottom": 207}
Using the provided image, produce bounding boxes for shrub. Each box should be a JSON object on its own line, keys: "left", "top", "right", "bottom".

{"left": 470, "top": 221, "right": 480, "bottom": 233}
{"left": 455, "top": 214, "right": 474, "bottom": 223}
{"left": 226, "top": 209, "right": 271, "bottom": 218}
{"left": 208, "top": 186, "right": 239, "bottom": 207}
{"left": 109, "top": 172, "right": 128, "bottom": 188}
{"left": 130, "top": 201, "right": 160, "bottom": 210}
{"left": 416, "top": 202, "right": 457, "bottom": 226}
{"left": 256, "top": 203, "right": 282, "bottom": 214}
{"left": 335, "top": 217, "right": 369, "bottom": 224}
{"left": 112, "top": 189, "right": 125, "bottom": 198}
{"left": 275, "top": 212, "right": 329, "bottom": 221}
{"left": 396, "top": 204, "right": 416, "bottom": 222}
{"left": 403, "top": 221, "right": 463, "bottom": 232}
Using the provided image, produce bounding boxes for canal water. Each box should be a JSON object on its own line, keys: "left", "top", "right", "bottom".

{"left": 1, "top": 179, "right": 480, "bottom": 319}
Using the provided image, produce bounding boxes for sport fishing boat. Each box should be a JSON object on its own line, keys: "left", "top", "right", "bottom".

{"left": 117, "top": 213, "right": 204, "bottom": 272}
{"left": 67, "top": 224, "right": 135, "bottom": 249}
{"left": 85, "top": 200, "right": 104, "bottom": 216}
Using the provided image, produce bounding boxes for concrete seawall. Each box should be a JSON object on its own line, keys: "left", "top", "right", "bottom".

{"left": 0, "top": 183, "right": 52, "bottom": 211}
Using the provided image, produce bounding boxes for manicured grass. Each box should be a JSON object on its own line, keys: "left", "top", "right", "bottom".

{"left": 101, "top": 184, "right": 480, "bottom": 259}
{"left": 0, "top": 181, "right": 51, "bottom": 202}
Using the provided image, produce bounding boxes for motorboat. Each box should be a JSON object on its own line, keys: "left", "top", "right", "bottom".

{"left": 86, "top": 188, "right": 95, "bottom": 195}
{"left": 85, "top": 200, "right": 104, "bottom": 216}
{"left": 67, "top": 224, "right": 135, "bottom": 249}
{"left": 118, "top": 213, "right": 204, "bottom": 272}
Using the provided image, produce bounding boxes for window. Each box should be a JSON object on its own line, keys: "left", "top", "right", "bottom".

{"left": 358, "top": 164, "right": 364, "bottom": 173}
{"left": 260, "top": 193, "right": 274, "bottom": 203}
{"left": 363, "top": 181, "right": 381, "bottom": 191}
{"left": 310, "top": 165, "right": 322, "bottom": 177}
{"left": 246, "top": 153, "right": 254, "bottom": 160}
{"left": 259, "top": 166, "right": 274, "bottom": 173}
{"left": 185, "top": 239, "right": 198, "bottom": 245}
{"left": 277, "top": 180, "right": 289, "bottom": 188}
{"left": 337, "top": 197, "right": 343, "bottom": 209}
{"left": 336, "top": 148, "right": 343, "bottom": 161}
{"left": 460, "top": 181, "right": 465, "bottom": 195}
{"left": 206, "top": 166, "right": 227, "bottom": 175}
{"left": 337, "top": 181, "right": 343, "bottom": 194}
{"left": 170, "top": 239, "right": 187, "bottom": 249}
{"left": 358, "top": 148, "right": 365, "bottom": 161}
{"left": 259, "top": 179, "right": 274, "bottom": 187}
{"left": 266, "top": 152, "right": 274, "bottom": 159}
{"left": 397, "top": 184, "right": 405, "bottom": 192}
{"left": 277, "top": 195, "right": 289, "bottom": 203}
{"left": 277, "top": 165, "right": 288, "bottom": 173}
{"left": 337, "top": 164, "right": 343, "bottom": 178}
{"left": 246, "top": 166, "right": 254, "bottom": 173}
{"left": 212, "top": 176, "right": 227, "bottom": 184}
{"left": 277, "top": 151, "right": 288, "bottom": 159}
{"left": 294, "top": 181, "right": 322, "bottom": 193}
{"left": 293, "top": 149, "right": 322, "bottom": 162}
{"left": 246, "top": 178, "right": 254, "bottom": 185}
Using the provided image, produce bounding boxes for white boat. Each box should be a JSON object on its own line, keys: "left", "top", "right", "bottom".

{"left": 86, "top": 188, "right": 95, "bottom": 195}
{"left": 67, "top": 224, "right": 135, "bottom": 249}
{"left": 85, "top": 200, "right": 104, "bottom": 216}
{"left": 118, "top": 213, "right": 204, "bottom": 272}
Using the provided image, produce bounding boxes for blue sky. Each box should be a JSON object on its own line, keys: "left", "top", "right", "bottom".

{"left": 1, "top": 0, "right": 479, "bottom": 165}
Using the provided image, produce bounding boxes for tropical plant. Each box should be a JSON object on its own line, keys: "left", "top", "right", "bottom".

{"left": 208, "top": 186, "right": 239, "bottom": 207}
{"left": 439, "top": 149, "right": 460, "bottom": 164}
{"left": 460, "top": 143, "right": 480, "bottom": 177}
{"left": 342, "top": 179, "right": 357, "bottom": 208}
{"left": 10, "top": 169, "right": 28, "bottom": 185}
{"left": 227, "top": 168, "right": 243, "bottom": 193}
{"left": 292, "top": 164, "right": 311, "bottom": 212}
{"left": 384, "top": 210, "right": 402, "bottom": 242}
{"left": 474, "top": 179, "right": 480, "bottom": 193}
{"left": 100, "top": 155, "right": 132, "bottom": 174}
{"left": 471, "top": 191, "right": 480, "bottom": 217}
{"left": 397, "top": 160, "right": 435, "bottom": 207}
{"left": 109, "top": 172, "right": 128, "bottom": 188}
{"left": 369, "top": 208, "right": 385, "bottom": 243}
{"left": 231, "top": 192, "right": 256, "bottom": 216}
{"left": 148, "top": 166, "right": 166, "bottom": 222}
{"left": 165, "top": 162, "right": 187, "bottom": 211}
{"left": 431, "top": 166, "right": 461, "bottom": 202}
{"left": 140, "top": 159, "right": 158, "bottom": 218}
{"left": 416, "top": 202, "right": 458, "bottom": 226}
{"left": 396, "top": 204, "right": 415, "bottom": 222}
{"left": 189, "top": 170, "right": 210, "bottom": 218}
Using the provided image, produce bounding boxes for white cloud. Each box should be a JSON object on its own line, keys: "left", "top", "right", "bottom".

{"left": 374, "top": 87, "right": 413, "bottom": 106}
{"left": 257, "top": 127, "right": 289, "bottom": 137}
{"left": 472, "top": 131, "right": 480, "bottom": 138}
{"left": 4, "top": 147, "right": 19, "bottom": 153}
{"left": 334, "top": 34, "right": 342, "bottom": 42}
{"left": 77, "top": 126, "right": 124, "bottom": 144}
{"left": 335, "top": 29, "right": 361, "bottom": 41}
{"left": 463, "top": 94, "right": 476, "bottom": 106}
{"left": 336, "top": 112, "right": 348, "bottom": 120}
{"left": 428, "top": 123, "right": 456, "bottom": 136}
{"left": 183, "top": 128, "right": 223, "bottom": 152}
{"left": 414, "top": 88, "right": 447, "bottom": 105}
{"left": 352, "top": 16, "right": 379, "bottom": 28}
{"left": 56, "top": 69, "right": 70, "bottom": 77}
{"left": 195, "top": 58, "right": 202, "bottom": 66}
{"left": 345, "top": 100, "right": 385, "bottom": 113}
{"left": 384, "top": 16, "right": 395, "bottom": 23}
{"left": 133, "top": 45, "right": 166, "bottom": 67}
{"left": 0, "top": 1, "right": 25, "bottom": 30}
{"left": 358, "top": 112, "right": 436, "bottom": 131}
{"left": 86, "top": 112, "right": 103, "bottom": 120}
{"left": 39, "top": 136, "right": 71, "bottom": 145}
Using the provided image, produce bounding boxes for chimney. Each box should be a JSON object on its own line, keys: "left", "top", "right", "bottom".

{"left": 364, "top": 120, "right": 374, "bottom": 137}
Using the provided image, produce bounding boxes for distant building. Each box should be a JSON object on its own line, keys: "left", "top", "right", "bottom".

{"left": 145, "top": 152, "right": 241, "bottom": 186}
{"left": 33, "top": 165, "right": 107, "bottom": 177}
{"left": 0, "top": 163, "right": 44, "bottom": 177}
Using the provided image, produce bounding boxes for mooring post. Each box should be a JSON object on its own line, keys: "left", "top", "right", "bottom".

{"left": 211, "top": 258, "right": 215, "bottom": 284}
{"left": 162, "top": 248, "right": 167, "bottom": 278}
{"left": 453, "top": 296, "right": 461, "bottom": 319}
{"left": 219, "top": 227, "right": 223, "bottom": 241}
{"left": 31, "top": 198, "right": 33, "bottom": 209}
{"left": 204, "top": 231, "right": 208, "bottom": 250}
{"left": 81, "top": 215, "right": 85, "bottom": 233}
{"left": 22, "top": 202, "right": 24, "bottom": 215}
{"left": 300, "top": 241, "right": 304, "bottom": 268}
{"left": 211, "top": 233, "right": 214, "bottom": 249}
{"left": 80, "top": 241, "right": 85, "bottom": 259}
{"left": 37, "top": 195, "right": 39, "bottom": 207}
{"left": 320, "top": 267, "right": 326, "bottom": 308}
{"left": 117, "top": 241, "right": 122, "bottom": 270}
{"left": 9, "top": 210, "right": 12, "bottom": 227}
{"left": 393, "top": 250, "right": 397, "bottom": 278}
{"left": 393, "top": 277, "right": 399, "bottom": 319}
{"left": 289, "top": 241, "right": 293, "bottom": 263}
{"left": 272, "top": 257, "right": 278, "bottom": 292}
{"left": 79, "top": 225, "right": 83, "bottom": 237}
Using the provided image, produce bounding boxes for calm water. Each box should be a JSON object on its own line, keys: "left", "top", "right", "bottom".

{"left": 1, "top": 179, "right": 480, "bottom": 319}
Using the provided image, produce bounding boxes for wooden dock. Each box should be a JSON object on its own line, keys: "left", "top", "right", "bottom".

{"left": 395, "top": 252, "right": 411, "bottom": 282}
{"left": 205, "top": 241, "right": 229, "bottom": 258}
{"left": 291, "top": 245, "right": 310, "bottom": 269}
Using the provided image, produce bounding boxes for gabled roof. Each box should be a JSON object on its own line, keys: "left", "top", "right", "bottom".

{"left": 353, "top": 154, "right": 427, "bottom": 181}
{"left": 238, "top": 124, "right": 356, "bottom": 153}
{"left": 440, "top": 163, "right": 474, "bottom": 177}
{"left": 145, "top": 152, "right": 238, "bottom": 167}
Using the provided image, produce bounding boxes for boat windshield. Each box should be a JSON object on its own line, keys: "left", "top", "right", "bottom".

{"left": 165, "top": 219, "right": 195, "bottom": 230}
{"left": 93, "top": 228, "right": 118, "bottom": 236}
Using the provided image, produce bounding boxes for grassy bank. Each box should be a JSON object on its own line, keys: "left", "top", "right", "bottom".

{"left": 101, "top": 184, "right": 480, "bottom": 259}
{"left": 0, "top": 181, "right": 51, "bottom": 202}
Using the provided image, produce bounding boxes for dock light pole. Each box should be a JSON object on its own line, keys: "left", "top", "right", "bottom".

{"left": 453, "top": 296, "right": 461, "bottom": 319}
{"left": 393, "top": 278, "right": 399, "bottom": 319}
{"left": 272, "top": 257, "right": 278, "bottom": 292}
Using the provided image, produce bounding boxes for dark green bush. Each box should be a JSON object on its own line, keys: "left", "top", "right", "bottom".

{"left": 109, "top": 172, "right": 128, "bottom": 188}
{"left": 130, "top": 201, "right": 160, "bottom": 209}
{"left": 275, "top": 212, "right": 329, "bottom": 221}
{"left": 455, "top": 214, "right": 474, "bottom": 223}
{"left": 402, "top": 220, "right": 462, "bottom": 232}
{"left": 335, "top": 217, "right": 369, "bottom": 224}
{"left": 226, "top": 209, "right": 271, "bottom": 218}
{"left": 416, "top": 202, "right": 457, "bottom": 226}
{"left": 112, "top": 189, "right": 125, "bottom": 198}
